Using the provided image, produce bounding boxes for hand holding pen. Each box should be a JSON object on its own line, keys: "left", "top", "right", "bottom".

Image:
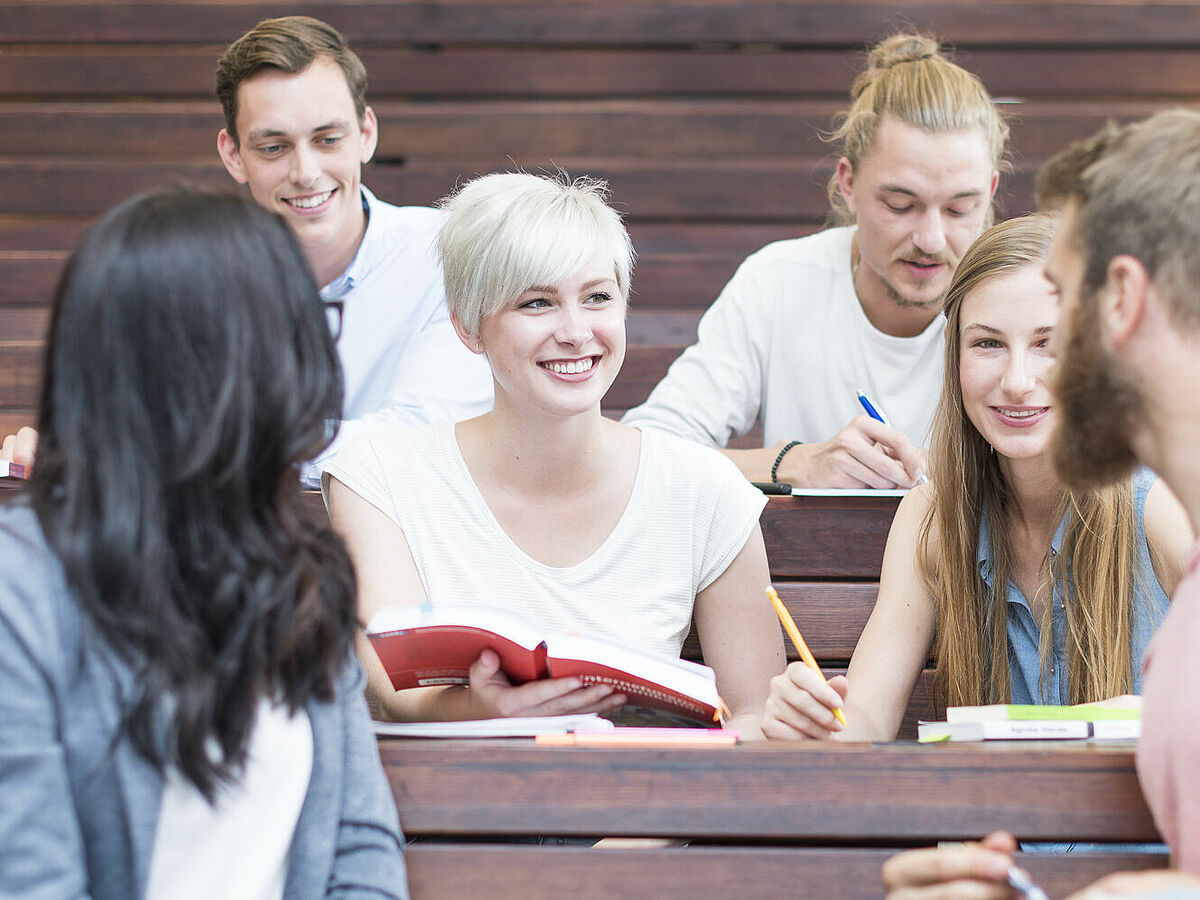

{"left": 854, "top": 389, "right": 928, "bottom": 486}
{"left": 882, "top": 831, "right": 1051, "bottom": 900}
{"left": 761, "top": 587, "right": 851, "bottom": 740}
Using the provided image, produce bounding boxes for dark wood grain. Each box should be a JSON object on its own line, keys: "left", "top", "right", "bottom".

{"left": 380, "top": 739, "right": 1158, "bottom": 842}
{"left": 1, "top": 100, "right": 1178, "bottom": 163}
{"left": 402, "top": 844, "right": 1164, "bottom": 900}
{"left": 7, "top": 46, "right": 1200, "bottom": 101}
{"left": 6, "top": 2, "right": 1200, "bottom": 47}
{"left": 0, "top": 342, "right": 43, "bottom": 409}
{"left": 761, "top": 494, "right": 902, "bottom": 579}
{"left": 682, "top": 581, "right": 882, "bottom": 662}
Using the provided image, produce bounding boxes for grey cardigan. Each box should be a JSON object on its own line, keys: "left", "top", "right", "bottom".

{"left": 0, "top": 502, "right": 408, "bottom": 899}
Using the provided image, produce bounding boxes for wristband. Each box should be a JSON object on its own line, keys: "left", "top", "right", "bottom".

{"left": 770, "top": 440, "right": 802, "bottom": 483}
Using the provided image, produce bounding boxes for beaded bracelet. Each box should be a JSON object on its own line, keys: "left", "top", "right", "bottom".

{"left": 770, "top": 440, "right": 802, "bottom": 483}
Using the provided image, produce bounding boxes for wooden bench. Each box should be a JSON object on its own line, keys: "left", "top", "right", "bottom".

{"left": 382, "top": 737, "right": 1166, "bottom": 899}
{"left": 6, "top": 1, "right": 1200, "bottom": 435}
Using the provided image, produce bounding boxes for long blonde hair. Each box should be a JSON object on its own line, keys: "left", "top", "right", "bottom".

{"left": 826, "top": 33, "right": 1009, "bottom": 226}
{"left": 921, "top": 214, "right": 1137, "bottom": 708}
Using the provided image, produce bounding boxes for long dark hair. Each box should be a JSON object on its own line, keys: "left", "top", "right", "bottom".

{"left": 30, "top": 186, "right": 356, "bottom": 799}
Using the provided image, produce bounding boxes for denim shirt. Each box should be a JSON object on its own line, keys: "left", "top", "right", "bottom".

{"left": 976, "top": 467, "right": 1170, "bottom": 704}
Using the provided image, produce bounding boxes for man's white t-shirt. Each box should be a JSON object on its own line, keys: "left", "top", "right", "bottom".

{"left": 622, "top": 226, "right": 945, "bottom": 449}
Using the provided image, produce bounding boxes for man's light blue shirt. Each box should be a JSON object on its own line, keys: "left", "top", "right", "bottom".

{"left": 305, "top": 187, "right": 493, "bottom": 485}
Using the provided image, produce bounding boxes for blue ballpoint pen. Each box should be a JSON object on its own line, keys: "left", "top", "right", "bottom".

{"left": 855, "top": 389, "right": 928, "bottom": 485}
{"left": 855, "top": 389, "right": 891, "bottom": 427}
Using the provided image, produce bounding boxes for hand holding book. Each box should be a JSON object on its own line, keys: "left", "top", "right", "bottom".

{"left": 367, "top": 605, "right": 729, "bottom": 726}
{"left": 464, "top": 647, "right": 626, "bottom": 720}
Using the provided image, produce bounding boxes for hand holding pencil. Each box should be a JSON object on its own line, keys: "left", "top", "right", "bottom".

{"left": 761, "top": 586, "right": 850, "bottom": 740}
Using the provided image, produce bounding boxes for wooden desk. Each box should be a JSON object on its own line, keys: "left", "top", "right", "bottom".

{"left": 383, "top": 737, "right": 1165, "bottom": 899}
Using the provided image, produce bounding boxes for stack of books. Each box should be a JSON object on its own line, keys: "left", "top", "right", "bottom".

{"left": 918, "top": 703, "right": 1141, "bottom": 743}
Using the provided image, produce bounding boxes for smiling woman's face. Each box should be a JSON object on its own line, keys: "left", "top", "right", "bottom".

{"left": 958, "top": 264, "right": 1059, "bottom": 460}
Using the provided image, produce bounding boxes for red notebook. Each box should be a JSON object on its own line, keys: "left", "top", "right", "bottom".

{"left": 366, "top": 605, "right": 725, "bottom": 726}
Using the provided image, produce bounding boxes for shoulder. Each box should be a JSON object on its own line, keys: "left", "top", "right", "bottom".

{"left": 362, "top": 189, "right": 444, "bottom": 238}
{"left": 326, "top": 420, "right": 451, "bottom": 504}
{"left": 346, "top": 417, "right": 445, "bottom": 461}
{"left": 890, "top": 482, "right": 940, "bottom": 560}
{"left": 641, "top": 429, "right": 748, "bottom": 484}
{"left": 1142, "top": 474, "right": 1195, "bottom": 596}
{"left": 637, "top": 429, "right": 765, "bottom": 515}
{"left": 738, "top": 226, "right": 853, "bottom": 272}
{"left": 0, "top": 503, "right": 76, "bottom": 663}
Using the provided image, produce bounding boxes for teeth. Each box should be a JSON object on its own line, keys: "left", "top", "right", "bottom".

{"left": 1001, "top": 408, "right": 1042, "bottom": 418}
{"left": 545, "top": 358, "right": 594, "bottom": 375}
{"left": 288, "top": 190, "right": 333, "bottom": 209}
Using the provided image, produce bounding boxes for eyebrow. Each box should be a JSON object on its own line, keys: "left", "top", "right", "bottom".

{"left": 525, "top": 277, "right": 617, "bottom": 294}
{"left": 962, "top": 323, "right": 1054, "bottom": 336}
{"left": 245, "top": 120, "right": 351, "bottom": 142}
{"left": 879, "top": 185, "right": 986, "bottom": 201}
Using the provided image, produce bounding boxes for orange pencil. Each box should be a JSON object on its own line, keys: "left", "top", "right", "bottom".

{"left": 767, "top": 586, "right": 847, "bottom": 727}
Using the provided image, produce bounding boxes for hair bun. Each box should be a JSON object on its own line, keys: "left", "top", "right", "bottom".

{"left": 867, "top": 33, "right": 942, "bottom": 70}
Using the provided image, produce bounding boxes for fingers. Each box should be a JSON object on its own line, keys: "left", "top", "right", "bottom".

{"left": 848, "top": 417, "right": 925, "bottom": 486}
{"left": 761, "top": 664, "right": 845, "bottom": 740}
{"left": 882, "top": 843, "right": 1014, "bottom": 898}
{"left": 0, "top": 427, "right": 38, "bottom": 465}
{"left": 468, "top": 652, "right": 626, "bottom": 718}
{"left": 516, "top": 679, "right": 627, "bottom": 718}
{"left": 812, "top": 418, "right": 917, "bottom": 489}
{"left": 979, "top": 832, "right": 1018, "bottom": 855}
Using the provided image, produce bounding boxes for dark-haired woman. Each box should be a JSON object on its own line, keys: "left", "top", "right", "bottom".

{"left": 0, "top": 188, "right": 407, "bottom": 898}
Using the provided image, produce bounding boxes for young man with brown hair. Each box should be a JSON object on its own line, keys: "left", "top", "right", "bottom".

{"left": 214, "top": 17, "right": 492, "bottom": 485}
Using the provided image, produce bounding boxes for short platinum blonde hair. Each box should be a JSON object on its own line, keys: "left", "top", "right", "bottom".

{"left": 437, "top": 172, "right": 634, "bottom": 338}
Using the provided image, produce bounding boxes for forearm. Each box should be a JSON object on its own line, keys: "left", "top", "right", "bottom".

{"left": 722, "top": 441, "right": 816, "bottom": 487}
{"left": 356, "top": 633, "right": 481, "bottom": 723}
{"left": 720, "top": 446, "right": 778, "bottom": 482}
{"left": 376, "top": 683, "right": 481, "bottom": 723}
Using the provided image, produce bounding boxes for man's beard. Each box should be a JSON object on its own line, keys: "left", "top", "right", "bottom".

{"left": 880, "top": 274, "right": 946, "bottom": 311}
{"left": 1049, "top": 292, "right": 1144, "bottom": 490}
{"left": 879, "top": 253, "right": 953, "bottom": 311}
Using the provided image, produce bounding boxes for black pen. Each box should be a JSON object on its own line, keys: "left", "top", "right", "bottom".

{"left": 751, "top": 481, "right": 792, "bottom": 495}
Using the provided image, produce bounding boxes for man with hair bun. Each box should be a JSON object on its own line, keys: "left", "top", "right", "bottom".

{"left": 623, "top": 33, "right": 1004, "bottom": 490}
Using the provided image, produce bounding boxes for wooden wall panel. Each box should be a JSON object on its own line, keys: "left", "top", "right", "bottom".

{"left": 3, "top": 0, "right": 1200, "bottom": 460}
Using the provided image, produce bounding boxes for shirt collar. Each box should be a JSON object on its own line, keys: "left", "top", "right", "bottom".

{"left": 976, "top": 500, "right": 1068, "bottom": 587}
{"left": 319, "top": 186, "right": 378, "bottom": 302}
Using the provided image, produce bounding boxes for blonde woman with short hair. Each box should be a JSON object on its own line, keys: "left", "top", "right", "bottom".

{"left": 326, "top": 172, "right": 785, "bottom": 734}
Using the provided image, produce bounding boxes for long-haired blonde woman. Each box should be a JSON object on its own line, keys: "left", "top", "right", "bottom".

{"left": 762, "top": 214, "right": 1193, "bottom": 740}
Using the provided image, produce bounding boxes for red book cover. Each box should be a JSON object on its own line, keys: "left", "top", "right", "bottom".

{"left": 368, "top": 607, "right": 548, "bottom": 689}
{"left": 367, "top": 606, "right": 724, "bottom": 725}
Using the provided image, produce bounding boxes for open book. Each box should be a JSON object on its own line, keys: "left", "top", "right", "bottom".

{"left": 918, "top": 703, "right": 1141, "bottom": 742}
{"left": 366, "top": 605, "right": 726, "bottom": 726}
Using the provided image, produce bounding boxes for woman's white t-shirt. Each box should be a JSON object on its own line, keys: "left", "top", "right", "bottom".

{"left": 326, "top": 422, "right": 767, "bottom": 661}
